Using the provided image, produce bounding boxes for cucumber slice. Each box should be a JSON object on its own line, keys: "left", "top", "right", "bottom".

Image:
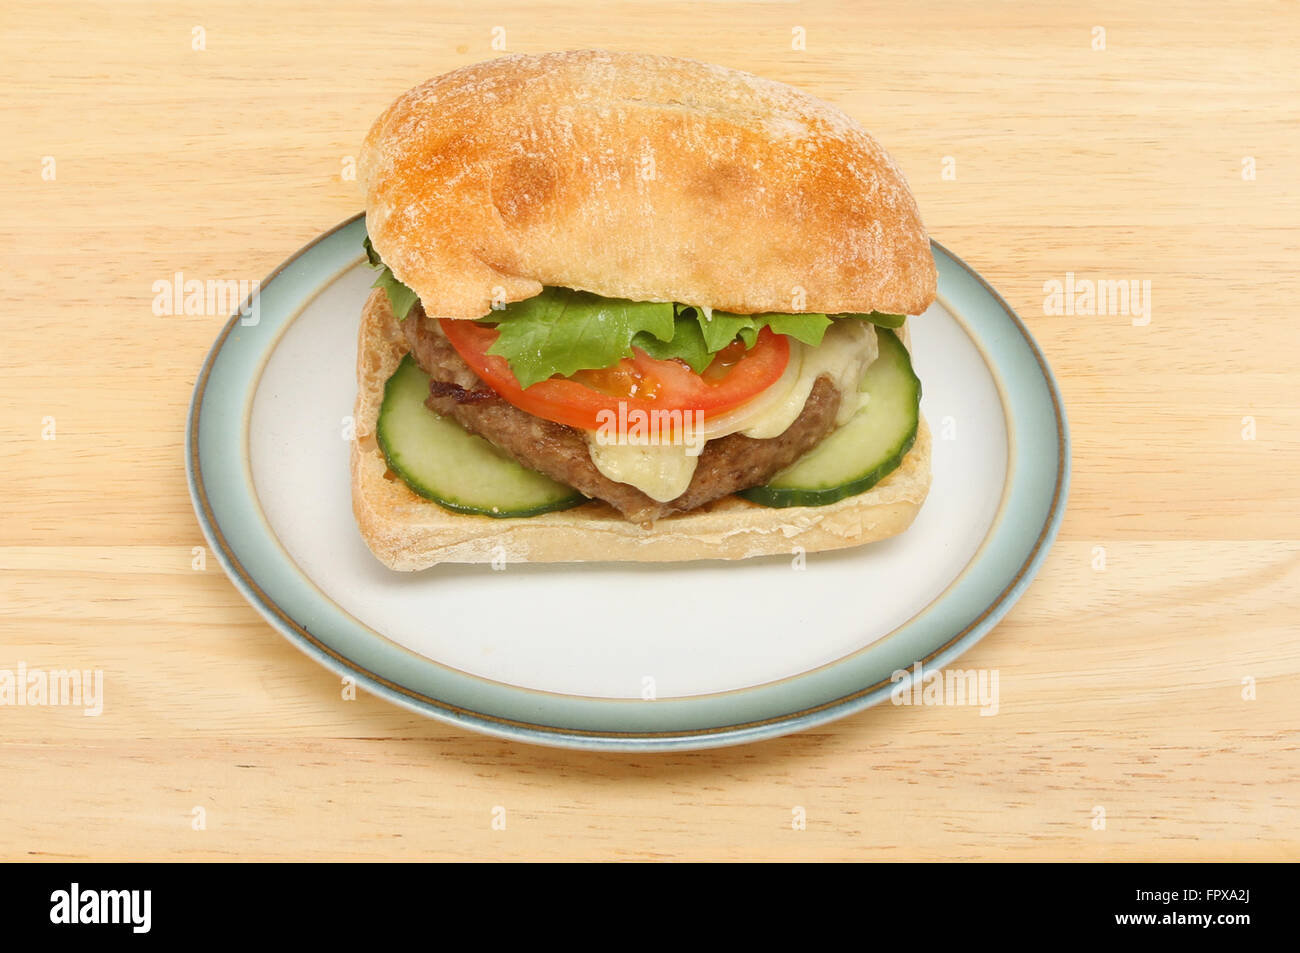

{"left": 738, "top": 328, "right": 920, "bottom": 508}
{"left": 377, "top": 355, "right": 584, "bottom": 518}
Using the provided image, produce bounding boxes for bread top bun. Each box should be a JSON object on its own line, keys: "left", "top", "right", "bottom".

{"left": 360, "top": 50, "right": 936, "bottom": 320}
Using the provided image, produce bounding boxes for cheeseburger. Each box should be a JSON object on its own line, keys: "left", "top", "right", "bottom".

{"left": 352, "top": 50, "right": 935, "bottom": 569}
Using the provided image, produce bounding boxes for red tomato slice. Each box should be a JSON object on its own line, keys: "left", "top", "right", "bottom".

{"left": 438, "top": 319, "right": 790, "bottom": 433}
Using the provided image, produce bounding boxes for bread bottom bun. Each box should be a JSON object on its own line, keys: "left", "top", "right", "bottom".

{"left": 351, "top": 290, "right": 931, "bottom": 569}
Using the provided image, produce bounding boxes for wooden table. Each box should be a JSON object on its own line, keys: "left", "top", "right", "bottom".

{"left": 3, "top": 1, "right": 1296, "bottom": 861}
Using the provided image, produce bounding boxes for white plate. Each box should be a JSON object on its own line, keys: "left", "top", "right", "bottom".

{"left": 189, "top": 215, "right": 1067, "bottom": 749}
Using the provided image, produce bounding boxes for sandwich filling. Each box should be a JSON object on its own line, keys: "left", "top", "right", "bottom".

{"left": 583, "top": 319, "right": 879, "bottom": 501}
{"left": 366, "top": 237, "right": 908, "bottom": 523}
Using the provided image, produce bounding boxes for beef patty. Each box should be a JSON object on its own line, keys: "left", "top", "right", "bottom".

{"left": 403, "top": 307, "right": 841, "bottom": 523}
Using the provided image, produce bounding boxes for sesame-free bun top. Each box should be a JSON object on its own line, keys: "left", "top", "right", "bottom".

{"left": 359, "top": 50, "right": 937, "bottom": 320}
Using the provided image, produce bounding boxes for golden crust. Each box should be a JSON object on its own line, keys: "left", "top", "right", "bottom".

{"left": 359, "top": 50, "right": 937, "bottom": 320}
{"left": 352, "top": 289, "right": 931, "bottom": 569}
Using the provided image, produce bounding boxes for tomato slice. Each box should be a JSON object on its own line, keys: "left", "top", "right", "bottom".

{"left": 438, "top": 319, "right": 790, "bottom": 433}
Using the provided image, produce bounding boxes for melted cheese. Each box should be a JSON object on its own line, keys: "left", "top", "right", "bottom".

{"left": 584, "top": 442, "right": 698, "bottom": 502}
{"left": 585, "top": 321, "right": 879, "bottom": 501}
{"left": 739, "top": 319, "right": 878, "bottom": 438}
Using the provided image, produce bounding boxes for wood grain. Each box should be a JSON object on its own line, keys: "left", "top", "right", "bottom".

{"left": 1, "top": 1, "right": 1297, "bottom": 860}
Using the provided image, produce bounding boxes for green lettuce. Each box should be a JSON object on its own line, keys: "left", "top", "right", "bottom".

{"left": 483, "top": 289, "right": 676, "bottom": 388}
{"left": 688, "top": 308, "right": 834, "bottom": 351}
{"left": 483, "top": 297, "right": 842, "bottom": 385}
{"left": 633, "top": 311, "right": 713, "bottom": 375}
{"left": 363, "top": 236, "right": 419, "bottom": 320}
{"left": 361, "top": 234, "right": 905, "bottom": 385}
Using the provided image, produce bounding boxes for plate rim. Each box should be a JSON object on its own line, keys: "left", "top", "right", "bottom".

{"left": 186, "top": 213, "right": 1070, "bottom": 751}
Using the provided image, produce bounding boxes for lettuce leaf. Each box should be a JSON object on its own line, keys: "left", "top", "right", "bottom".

{"left": 484, "top": 289, "right": 676, "bottom": 388}
{"left": 692, "top": 309, "right": 756, "bottom": 352}
{"left": 754, "top": 312, "right": 832, "bottom": 347}
{"left": 686, "top": 307, "right": 836, "bottom": 351}
{"left": 359, "top": 234, "right": 905, "bottom": 384}
{"left": 633, "top": 313, "right": 712, "bottom": 374}
{"left": 483, "top": 294, "right": 907, "bottom": 386}
{"left": 362, "top": 236, "right": 418, "bottom": 320}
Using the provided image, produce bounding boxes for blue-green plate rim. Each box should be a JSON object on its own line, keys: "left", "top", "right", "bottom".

{"left": 185, "top": 212, "right": 1069, "bottom": 752}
